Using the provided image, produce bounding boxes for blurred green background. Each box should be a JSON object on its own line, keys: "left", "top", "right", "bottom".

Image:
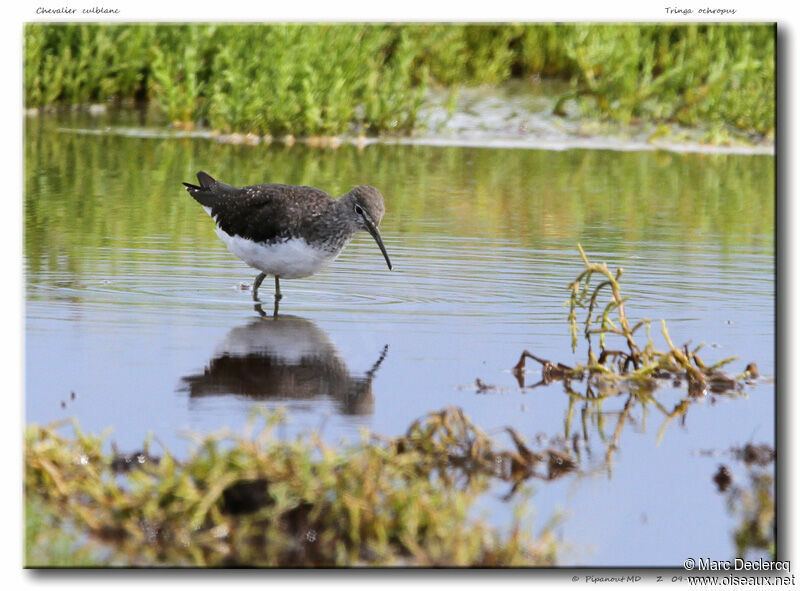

{"left": 24, "top": 23, "right": 775, "bottom": 137}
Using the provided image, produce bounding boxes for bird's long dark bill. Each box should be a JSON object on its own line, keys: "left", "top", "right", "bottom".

{"left": 364, "top": 220, "right": 393, "bottom": 270}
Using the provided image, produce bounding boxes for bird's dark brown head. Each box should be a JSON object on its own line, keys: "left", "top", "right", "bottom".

{"left": 340, "top": 186, "right": 391, "bottom": 270}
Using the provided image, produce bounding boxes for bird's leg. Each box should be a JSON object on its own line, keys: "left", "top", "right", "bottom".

{"left": 252, "top": 272, "right": 266, "bottom": 301}
{"left": 272, "top": 276, "right": 282, "bottom": 317}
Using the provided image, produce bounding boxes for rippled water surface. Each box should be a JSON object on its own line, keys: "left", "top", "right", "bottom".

{"left": 24, "top": 112, "right": 775, "bottom": 566}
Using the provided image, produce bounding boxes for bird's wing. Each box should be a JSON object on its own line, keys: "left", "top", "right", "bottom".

{"left": 209, "top": 183, "right": 334, "bottom": 244}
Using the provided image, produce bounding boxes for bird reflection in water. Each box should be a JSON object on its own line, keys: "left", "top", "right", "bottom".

{"left": 180, "top": 314, "right": 388, "bottom": 416}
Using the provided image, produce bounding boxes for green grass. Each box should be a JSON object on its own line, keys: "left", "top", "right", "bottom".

{"left": 25, "top": 498, "right": 100, "bottom": 567}
{"left": 24, "top": 23, "right": 774, "bottom": 138}
{"left": 25, "top": 409, "right": 557, "bottom": 567}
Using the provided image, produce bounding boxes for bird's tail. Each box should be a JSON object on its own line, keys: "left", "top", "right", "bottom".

{"left": 183, "top": 171, "right": 237, "bottom": 207}
{"left": 183, "top": 171, "right": 218, "bottom": 207}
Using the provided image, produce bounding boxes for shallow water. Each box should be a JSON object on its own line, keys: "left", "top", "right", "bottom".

{"left": 24, "top": 111, "right": 774, "bottom": 566}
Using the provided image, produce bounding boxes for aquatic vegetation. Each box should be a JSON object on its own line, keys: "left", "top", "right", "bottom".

{"left": 24, "top": 409, "right": 557, "bottom": 567}
{"left": 24, "top": 23, "right": 774, "bottom": 139}
{"left": 512, "top": 246, "right": 760, "bottom": 469}
{"left": 514, "top": 245, "right": 757, "bottom": 394}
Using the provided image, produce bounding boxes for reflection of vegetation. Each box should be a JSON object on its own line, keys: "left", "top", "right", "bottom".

{"left": 711, "top": 444, "right": 775, "bottom": 560}
{"left": 23, "top": 116, "right": 774, "bottom": 284}
{"left": 24, "top": 23, "right": 774, "bottom": 137}
{"left": 25, "top": 409, "right": 558, "bottom": 567}
{"left": 731, "top": 472, "right": 775, "bottom": 559}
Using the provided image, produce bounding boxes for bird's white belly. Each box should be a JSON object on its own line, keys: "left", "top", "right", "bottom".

{"left": 215, "top": 227, "right": 341, "bottom": 279}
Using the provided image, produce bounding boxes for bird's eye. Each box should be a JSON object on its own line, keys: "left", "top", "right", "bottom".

{"left": 354, "top": 204, "right": 364, "bottom": 216}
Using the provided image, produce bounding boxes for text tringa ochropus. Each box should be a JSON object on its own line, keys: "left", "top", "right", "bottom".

{"left": 183, "top": 172, "right": 392, "bottom": 313}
